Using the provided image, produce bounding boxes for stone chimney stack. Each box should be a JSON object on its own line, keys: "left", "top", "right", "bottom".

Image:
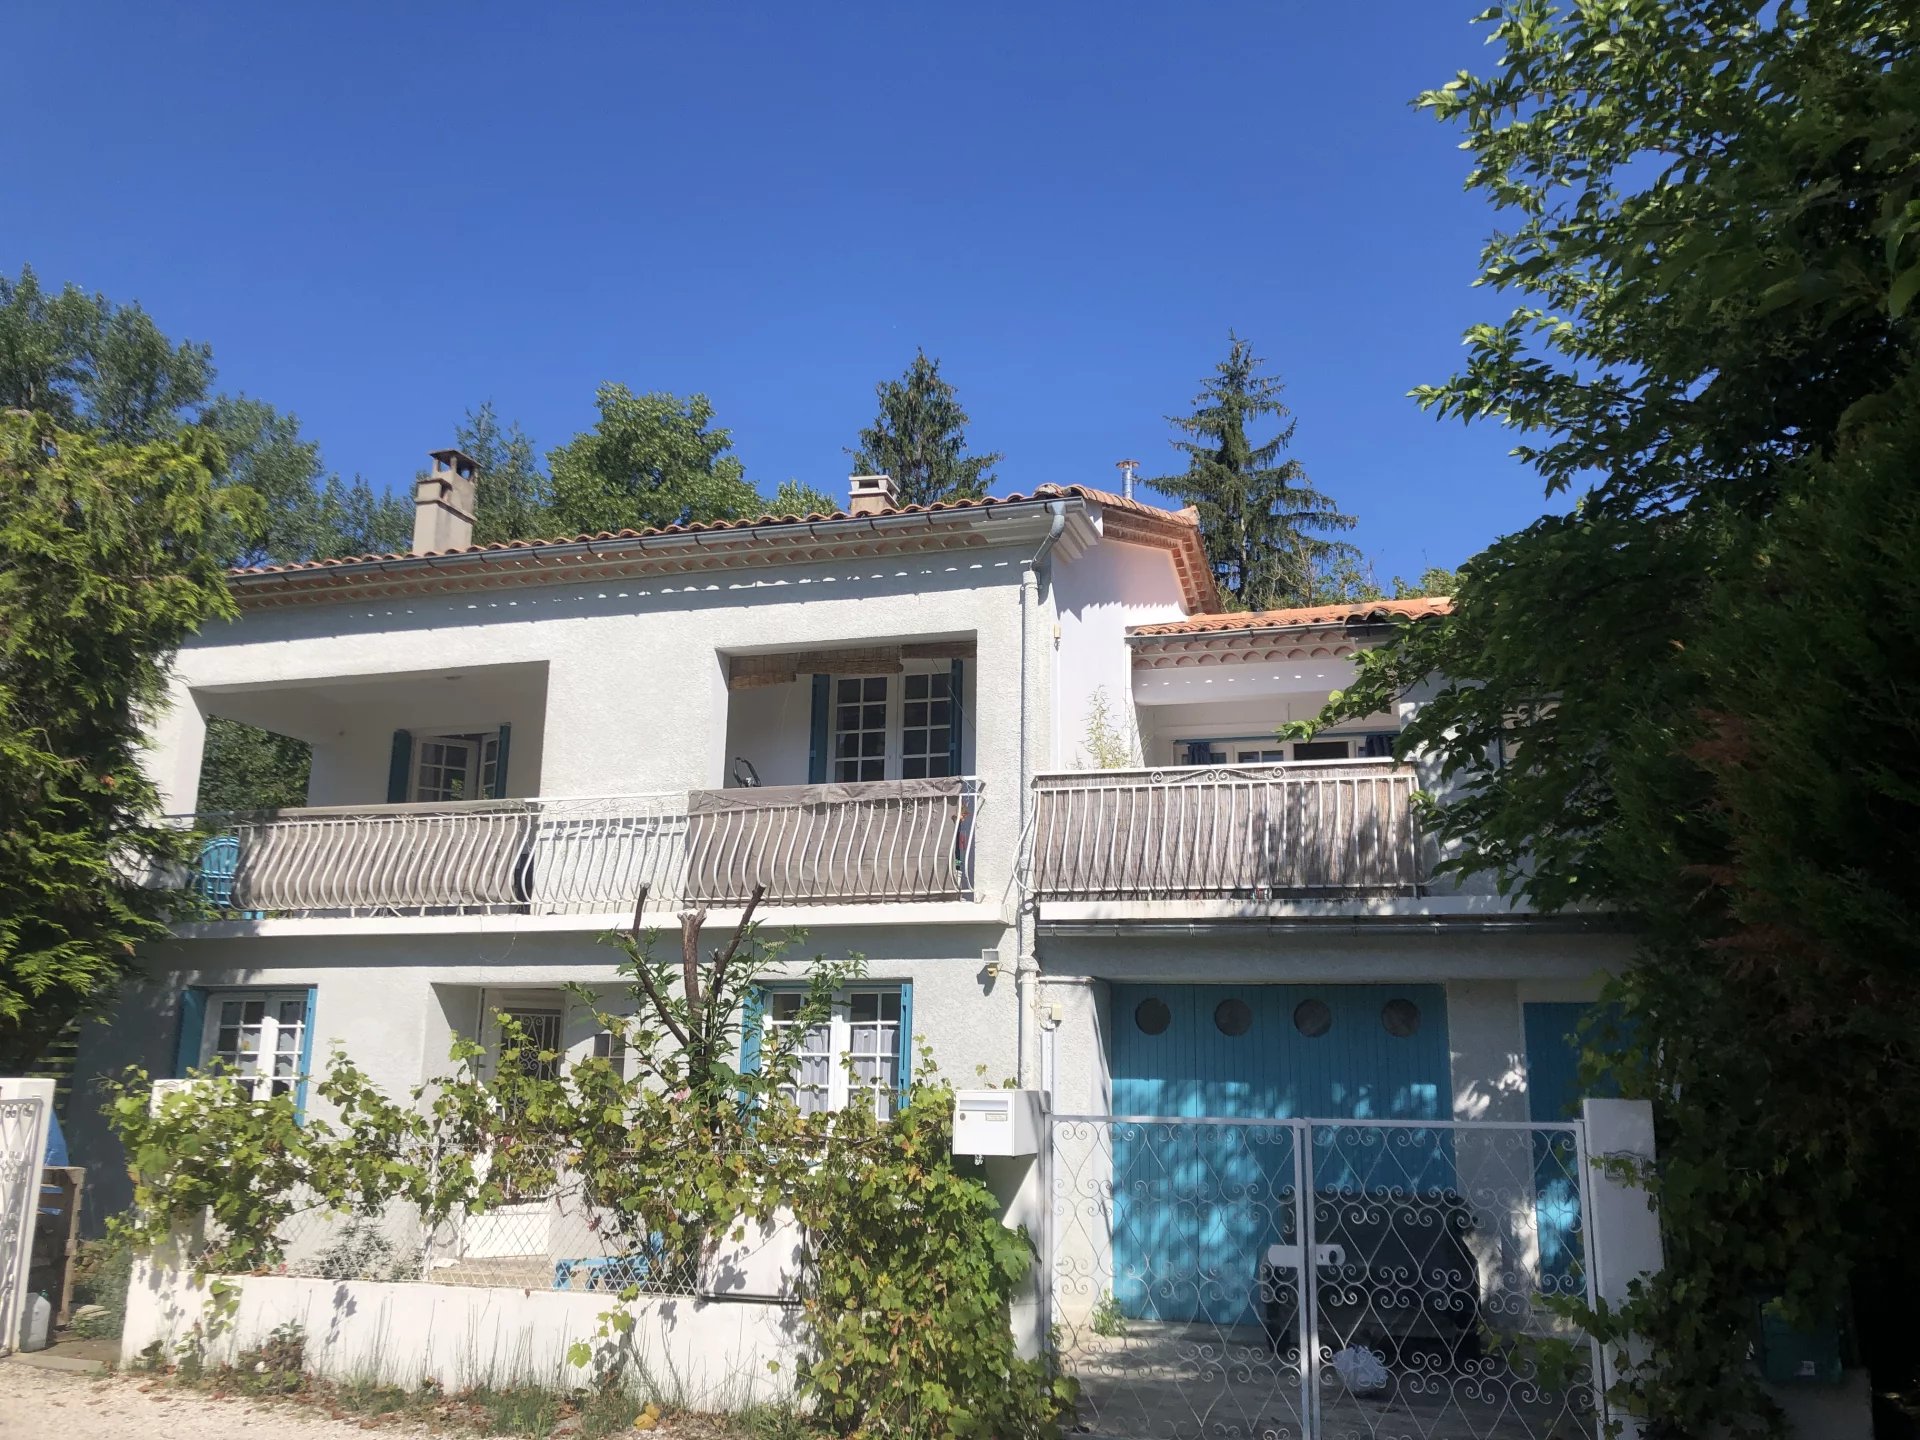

{"left": 414, "top": 448, "right": 479, "bottom": 553}
{"left": 848, "top": 473, "right": 897, "bottom": 517}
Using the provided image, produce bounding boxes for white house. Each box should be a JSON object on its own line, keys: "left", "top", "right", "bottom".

{"left": 69, "top": 451, "right": 1658, "bottom": 1434}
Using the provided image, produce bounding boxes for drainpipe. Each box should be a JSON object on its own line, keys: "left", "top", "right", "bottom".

{"left": 1016, "top": 502, "right": 1068, "bottom": 1090}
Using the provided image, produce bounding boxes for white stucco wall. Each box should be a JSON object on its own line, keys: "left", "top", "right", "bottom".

{"left": 1051, "top": 539, "right": 1187, "bottom": 769}
{"left": 123, "top": 1265, "right": 804, "bottom": 1407}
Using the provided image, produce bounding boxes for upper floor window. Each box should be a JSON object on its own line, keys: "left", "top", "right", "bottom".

{"left": 412, "top": 729, "right": 503, "bottom": 802}
{"left": 828, "top": 667, "right": 958, "bottom": 783}
{"left": 1177, "top": 733, "right": 1399, "bottom": 767}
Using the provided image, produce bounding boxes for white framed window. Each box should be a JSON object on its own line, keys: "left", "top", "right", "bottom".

{"left": 764, "top": 987, "right": 904, "bottom": 1120}
{"left": 829, "top": 668, "right": 959, "bottom": 782}
{"left": 831, "top": 677, "right": 891, "bottom": 782}
{"left": 200, "top": 990, "right": 310, "bottom": 1100}
{"left": 900, "top": 671, "right": 954, "bottom": 779}
{"left": 413, "top": 729, "right": 503, "bottom": 802}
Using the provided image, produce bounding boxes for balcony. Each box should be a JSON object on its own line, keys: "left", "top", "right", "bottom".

{"left": 1023, "top": 759, "right": 1423, "bottom": 902}
{"left": 174, "top": 778, "right": 983, "bottom": 920}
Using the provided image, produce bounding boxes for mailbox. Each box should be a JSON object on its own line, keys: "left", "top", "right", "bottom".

{"left": 952, "top": 1089, "right": 1045, "bottom": 1158}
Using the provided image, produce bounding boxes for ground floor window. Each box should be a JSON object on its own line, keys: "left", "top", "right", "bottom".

{"left": 762, "top": 986, "right": 909, "bottom": 1120}
{"left": 199, "top": 990, "right": 311, "bottom": 1101}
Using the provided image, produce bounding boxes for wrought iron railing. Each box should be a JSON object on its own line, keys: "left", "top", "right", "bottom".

{"left": 170, "top": 778, "right": 983, "bottom": 919}
{"left": 1023, "top": 758, "right": 1422, "bottom": 901}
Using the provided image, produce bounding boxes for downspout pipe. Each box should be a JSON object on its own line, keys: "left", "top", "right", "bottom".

{"left": 1016, "top": 501, "right": 1069, "bottom": 1090}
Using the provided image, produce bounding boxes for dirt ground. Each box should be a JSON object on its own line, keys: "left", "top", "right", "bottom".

{"left": 0, "top": 1360, "right": 436, "bottom": 1438}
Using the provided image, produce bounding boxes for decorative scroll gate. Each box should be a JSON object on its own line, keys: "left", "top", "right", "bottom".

{"left": 1047, "top": 1115, "right": 1603, "bottom": 1440}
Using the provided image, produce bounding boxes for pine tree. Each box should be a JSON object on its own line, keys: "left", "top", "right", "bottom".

{"left": 848, "top": 352, "right": 1003, "bottom": 507}
{"left": 456, "top": 401, "right": 553, "bottom": 544}
{"left": 1157, "top": 335, "right": 1357, "bottom": 611}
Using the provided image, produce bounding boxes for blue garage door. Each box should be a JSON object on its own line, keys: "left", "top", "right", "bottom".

{"left": 1108, "top": 984, "right": 1450, "bottom": 1326}
{"left": 1524, "top": 1001, "right": 1625, "bottom": 1287}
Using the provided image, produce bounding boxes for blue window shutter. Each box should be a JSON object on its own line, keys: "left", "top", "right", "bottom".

{"left": 491, "top": 724, "right": 511, "bottom": 799}
{"left": 895, "top": 982, "right": 914, "bottom": 1113}
{"left": 1363, "top": 732, "right": 1396, "bottom": 759}
{"left": 386, "top": 730, "right": 413, "bottom": 803}
{"left": 947, "top": 660, "right": 965, "bottom": 776}
{"left": 740, "top": 986, "right": 768, "bottom": 1076}
{"left": 807, "top": 675, "right": 831, "bottom": 784}
{"left": 173, "top": 988, "right": 207, "bottom": 1078}
{"left": 295, "top": 986, "right": 318, "bottom": 1120}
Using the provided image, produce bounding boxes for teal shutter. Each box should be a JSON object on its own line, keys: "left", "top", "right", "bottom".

{"left": 295, "top": 986, "right": 318, "bottom": 1120}
{"left": 490, "top": 724, "right": 511, "bottom": 799}
{"left": 947, "top": 660, "right": 965, "bottom": 776}
{"left": 894, "top": 982, "right": 914, "bottom": 1113}
{"left": 173, "top": 988, "right": 207, "bottom": 1078}
{"left": 740, "top": 986, "right": 768, "bottom": 1076}
{"left": 807, "top": 675, "right": 831, "bottom": 784}
{"left": 386, "top": 730, "right": 413, "bottom": 802}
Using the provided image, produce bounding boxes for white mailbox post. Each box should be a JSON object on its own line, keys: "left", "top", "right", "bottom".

{"left": 951, "top": 1089, "right": 1045, "bottom": 1160}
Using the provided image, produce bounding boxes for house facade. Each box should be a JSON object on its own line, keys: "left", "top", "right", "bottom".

{"left": 68, "top": 452, "right": 1627, "bottom": 1299}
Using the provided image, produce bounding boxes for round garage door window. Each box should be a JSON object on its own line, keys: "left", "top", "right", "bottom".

{"left": 1213, "top": 998, "right": 1253, "bottom": 1037}
{"left": 1134, "top": 997, "right": 1172, "bottom": 1035}
{"left": 1381, "top": 997, "right": 1422, "bottom": 1037}
{"left": 1292, "top": 998, "right": 1333, "bottom": 1037}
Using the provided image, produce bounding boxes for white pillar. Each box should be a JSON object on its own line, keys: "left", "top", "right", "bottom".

{"left": 0, "top": 1078, "right": 56, "bottom": 1355}
{"left": 1583, "top": 1097, "right": 1663, "bottom": 1439}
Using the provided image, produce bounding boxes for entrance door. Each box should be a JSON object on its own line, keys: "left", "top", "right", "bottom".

{"left": 1106, "top": 984, "right": 1450, "bottom": 1327}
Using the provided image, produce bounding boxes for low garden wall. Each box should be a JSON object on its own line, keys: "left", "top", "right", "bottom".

{"left": 122, "top": 1256, "right": 805, "bottom": 1409}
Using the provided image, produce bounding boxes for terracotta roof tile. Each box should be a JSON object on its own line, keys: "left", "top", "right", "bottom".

{"left": 1128, "top": 597, "right": 1452, "bottom": 637}
{"left": 227, "top": 483, "right": 1199, "bottom": 577}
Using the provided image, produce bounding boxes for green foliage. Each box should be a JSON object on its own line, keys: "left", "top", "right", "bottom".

{"left": 848, "top": 351, "right": 1003, "bottom": 508}
{"left": 195, "top": 717, "right": 312, "bottom": 812}
{"left": 1088, "top": 1292, "right": 1126, "bottom": 1339}
{"left": 547, "top": 383, "right": 759, "bottom": 535}
{"left": 1078, "top": 686, "right": 1137, "bottom": 769}
{"left": 0, "top": 265, "right": 213, "bottom": 441}
{"left": 0, "top": 413, "right": 253, "bottom": 1068}
{"left": 1391, "top": 566, "right": 1456, "bottom": 600}
{"left": 1155, "top": 334, "right": 1357, "bottom": 611}
{"left": 458, "top": 401, "right": 554, "bottom": 545}
{"left": 69, "top": 1232, "right": 134, "bottom": 1338}
{"left": 1302, "top": 3, "right": 1920, "bottom": 1429}
{"left": 791, "top": 1060, "right": 1074, "bottom": 1438}
{"left": 770, "top": 478, "right": 838, "bottom": 516}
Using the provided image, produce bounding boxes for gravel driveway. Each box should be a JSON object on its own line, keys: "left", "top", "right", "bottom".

{"left": 0, "top": 1362, "right": 432, "bottom": 1439}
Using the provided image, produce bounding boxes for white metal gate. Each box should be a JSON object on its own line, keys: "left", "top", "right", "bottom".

{"left": 0, "top": 1094, "right": 49, "bottom": 1356}
{"left": 1047, "top": 1115, "right": 1602, "bottom": 1439}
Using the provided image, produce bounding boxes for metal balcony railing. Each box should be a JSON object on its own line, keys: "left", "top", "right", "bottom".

{"left": 171, "top": 778, "right": 983, "bottom": 919}
{"left": 1022, "top": 759, "right": 1422, "bottom": 902}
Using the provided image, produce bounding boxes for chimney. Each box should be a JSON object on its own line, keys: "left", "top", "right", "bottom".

{"left": 414, "top": 448, "right": 479, "bottom": 553}
{"left": 848, "top": 473, "right": 897, "bottom": 516}
{"left": 1115, "top": 458, "right": 1141, "bottom": 501}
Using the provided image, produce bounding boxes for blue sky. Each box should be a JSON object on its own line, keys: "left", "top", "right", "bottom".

{"left": 3, "top": 3, "right": 1543, "bottom": 579}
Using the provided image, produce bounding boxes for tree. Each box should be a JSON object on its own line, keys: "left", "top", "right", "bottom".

{"left": 546, "top": 383, "right": 758, "bottom": 535}
{"left": 195, "top": 718, "right": 312, "bottom": 813}
{"left": 0, "top": 412, "right": 254, "bottom": 1068}
{"left": 0, "top": 266, "right": 213, "bottom": 441}
{"left": 1155, "top": 335, "right": 1356, "bottom": 611}
{"left": 769, "top": 478, "right": 837, "bottom": 516}
{"left": 203, "top": 395, "right": 411, "bottom": 565}
{"left": 1390, "top": 566, "right": 1456, "bottom": 600}
{"left": 1303, "top": 4, "right": 1920, "bottom": 1427}
{"left": 456, "top": 401, "right": 553, "bottom": 545}
{"left": 847, "top": 351, "right": 1002, "bottom": 508}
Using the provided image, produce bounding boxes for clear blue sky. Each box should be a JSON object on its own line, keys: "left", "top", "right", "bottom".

{"left": 3, "top": 3, "right": 1546, "bottom": 580}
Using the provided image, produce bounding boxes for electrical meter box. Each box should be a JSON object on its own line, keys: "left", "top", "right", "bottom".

{"left": 952, "top": 1089, "right": 1045, "bottom": 1158}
